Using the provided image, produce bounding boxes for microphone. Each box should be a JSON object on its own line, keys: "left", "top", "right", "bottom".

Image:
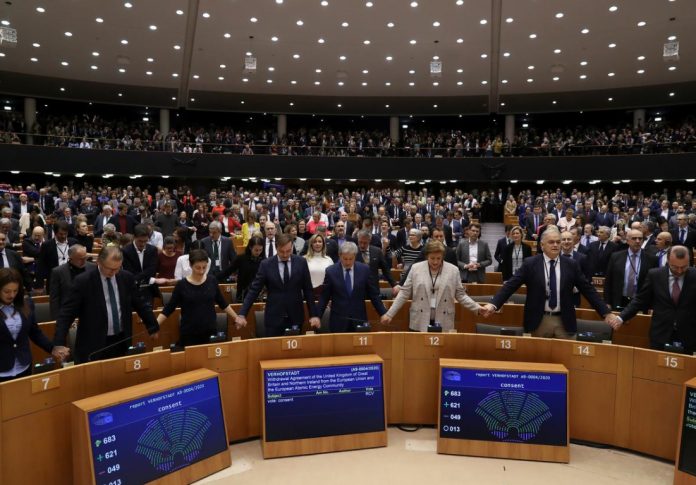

{"left": 87, "top": 328, "right": 152, "bottom": 362}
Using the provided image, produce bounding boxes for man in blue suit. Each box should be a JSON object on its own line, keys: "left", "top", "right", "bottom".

{"left": 318, "top": 242, "right": 387, "bottom": 333}
{"left": 481, "top": 226, "right": 612, "bottom": 339}
{"left": 236, "top": 233, "right": 320, "bottom": 337}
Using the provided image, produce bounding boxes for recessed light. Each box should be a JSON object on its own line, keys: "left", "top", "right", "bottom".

{"left": 500, "top": 102, "right": 505, "bottom": 106}
{"left": 481, "top": 53, "right": 488, "bottom": 58}
{"left": 554, "top": 48, "right": 562, "bottom": 54}
{"left": 669, "top": 92, "right": 675, "bottom": 97}
{"left": 529, "top": 33, "right": 537, "bottom": 38}
{"left": 276, "top": 0, "right": 283, "bottom": 3}
{"left": 171, "top": 96, "right": 176, "bottom": 100}
{"left": 669, "top": 66, "right": 677, "bottom": 71}
{"left": 552, "top": 100, "right": 557, "bottom": 104}
{"left": 433, "top": 104, "right": 438, "bottom": 108}
{"left": 608, "top": 97, "right": 614, "bottom": 101}
{"left": 503, "top": 52, "right": 510, "bottom": 57}
{"left": 409, "top": 82, "right": 415, "bottom": 86}
{"left": 242, "top": 78, "right": 248, "bottom": 82}
{"left": 481, "top": 80, "right": 488, "bottom": 84}
{"left": 64, "top": 31, "right": 73, "bottom": 37}
{"left": 527, "top": 78, "right": 534, "bottom": 83}
{"left": 409, "top": 69, "right": 415, "bottom": 74}
{"left": 362, "top": 69, "right": 369, "bottom": 74}
{"left": 314, "top": 81, "right": 320, "bottom": 85}
{"left": 579, "top": 74, "right": 587, "bottom": 79}
{"left": 362, "top": 82, "right": 368, "bottom": 86}
{"left": 267, "top": 66, "right": 275, "bottom": 71}
{"left": 246, "top": 51, "right": 253, "bottom": 56}
{"left": 121, "top": 39, "right": 129, "bottom": 45}
{"left": 271, "top": 36, "right": 279, "bottom": 42}
{"left": 528, "top": 65, "right": 534, "bottom": 70}
{"left": 0, "top": 53, "right": 4, "bottom": 57}
{"left": 456, "top": 0, "right": 463, "bottom": 4}
{"left": 506, "top": 17, "right": 513, "bottom": 23}
{"left": 124, "top": 2, "right": 132, "bottom": 8}
{"left": 296, "top": 20, "right": 304, "bottom": 26}
{"left": 91, "top": 65, "right": 98, "bottom": 70}
{"left": 292, "top": 54, "right": 300, "bottom": 59}
{"left": 433, "top": 21, "right": 440, "bottom": 27}
{"left": 607, "top": 72, "right": 615, "bottom": 77}
{"left": 60, "top": 87, "right": 65, "bottom": 92}
{"left": 321, "top": 1, "right": 329, "bottom": 5}
{"left": 668, "top": 35, "right": 677, "bottom": 41}
{"left": 32, "top": 42, "right": 40, "bottom": 48}
{"left": 385, "top": 104, "right": 390, "bottom": 108}
{"left": 95, "top": 17, "right": 104, "bottom": 23}
{"left": 637, "top": 21, "right": 646, "bottom": 27}
{"left": 267, "top": 79, "right": 274, "bottom": 83}
{"left": 410, "top": 1, "right": 418, "bottom": 6}
{"left": 318, "top": 38, "right": 325, "bottom": 44}
{"left": 456, "top": 38, "right": 464, "bottom": 43}
{"left": 291, "top": 80, "right": 297, "bottom": 84}
{"left": 240, "top": 100, "right": 245, "bottom": 104}
{"left": 609, "top": 5, "right": 618, "bottom": 12}
{"left": 553, "top": 76, "right": 560, "bottom": 81}
{"left": 0, "top": 20, "right": 9, "bottom": 26}
{"left": 387, "top": 22, "right": 395, "bottom": 28}
{"left": 173, "top": 72, "right": 180, "bottom": 77}
{"left": 60, "top": 61, "right": 69, "bottom": 66}
{"left": 202, "top": 12, "right": 210, "bottom": 18}
{"left": 608, "top": 43, "right": 616, "bottom": 48}
{"left": 119, "top": 68, "right": 126, "bottom": 73}
{"left": 457, "top": 81, "right": 463, "bottom": 85}
{"left": 636, "top": 69, "right": 645, "bottom": 74}
{"left": 147, "top": 57, "right": 154, "bottom": 62}
{"left": 342, "top": 21, "right": 349, "bottom": 27}
{"left": 146, "top": 71, "right": 153, "bottom": 75}
{"left": 364, "top": 40, "right": 371, "bottom": 45}
{"left": 501, "top": 79, "right": 508, "bottom": 84}
{"left": 176, "top": 9, "right": 184, "bottom": 15}
{"left": 118, "top": 93, "right": 123, "bottom": 97}
{"left": 149, "top": 24, "right": 157, "bottom": 30}
{"left": 250, "top": 17, "right": 258, "bottom": 22}
{"left": 36, "top": 7, "right": 46, "bottom": 13}
{"left": 30, "top": 57, "right": 38, "bottom": 62}
{"left": 337, "top": 103, "right": 342, "bottom": 107}
{"left": 555, "top": 12, "right": 564, "bottom": 18}
{"left": 637, "top": 55, "right": 645, "bottom": 61}
{"left": 337, "top": 81, "right": 344, "bottom": 86}
{"left": 409, "top": 39, "right": 416, "bottom": 45}
{"left": 480, "top": 19, "right": 487, "bottom": 25}
{"left": 385, "top": 81, "right": 391, "bottom": 86}
{"left": 580, "top": 60, "right": 588, "bottom": 66}
{"left": 581, "top": 28, "right": 589, "bottom": 34}
{"left": 315, "top": 68, "right": 322, "bottom": 73}
{"left": 339, "top": 55, "right": 346, "bottom": 60}
{"left": 457, "top": 68, "right": 463, "bottom": 73}
{"left": 385, "top": 56, "right": 393, "bottom": 61}
{"left": 218, "top": 76, "right": 224, "bottom": 80}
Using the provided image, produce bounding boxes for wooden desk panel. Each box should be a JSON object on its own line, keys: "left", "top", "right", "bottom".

{"left": 185, "top": 340, "right": 248, "bottom": 373}
{"left": 332, "top": 333, "right": 394, "bottom": 360}
{"left": 551, "top": 340, "right": 618, "bottom": 374}
{"left": 467, "top": 334, "right": 553, "bottom": 363}
{"left": 219, "top": 369, "right": 249, "bottom": 442}
{"left": 568, "top": 369, "right": 617, "bottom": 445}
{"left": 82, "top": 350, "right": 172, "bottom": 395}
{"left": 632, "top": 348, "right": 696, "bottom": 385}
{"left": 456, "top": 303, "right": 524, "bottom": 334}
{"left": 630, "top": 378, "right": 683, "bottom": 460}
{"left": 32, "top": 321, "right": 56, "bottom": 365}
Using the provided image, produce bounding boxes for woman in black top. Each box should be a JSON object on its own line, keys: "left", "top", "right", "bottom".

{"left": 156, "top": 249, "right": 244, "bottom": 347}
{"left": 219, "top": 236, "right": 264, "bottom": 302}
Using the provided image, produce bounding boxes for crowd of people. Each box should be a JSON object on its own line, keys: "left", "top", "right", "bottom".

{"left": 1, "top": 179, "right": 696, "bottom": 380}
{"left": 2, "top": 109, "right": 695, "bottom": 157}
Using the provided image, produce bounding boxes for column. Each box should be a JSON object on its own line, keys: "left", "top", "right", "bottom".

{"left": 277, "top": 114, "right": 287, "bottom": 140}
{"left": 24, "top": 97, "right": 36, "bottom": 145}
{"left": 504, "top": 114, "right": 515, "bottom": 144}
{"left": 390, "top": 116, "right": 399, "bottom": 143}
{"left": 159, "top": 108, "right": 170, "bottom": 137}
{"left": 633, "top": 109, "right": 646, "bottom": 130}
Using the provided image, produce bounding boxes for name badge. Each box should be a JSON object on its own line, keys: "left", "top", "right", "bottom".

{"left": 430, "top": 297, "right": 437, "bottom": 308}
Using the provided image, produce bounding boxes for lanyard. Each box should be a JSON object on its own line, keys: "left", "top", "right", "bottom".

{"left": 430, "top": 266, "right": 442, "bottom": 295}
{"left": 543, "top": 259, "right": 556, "bottom": 297}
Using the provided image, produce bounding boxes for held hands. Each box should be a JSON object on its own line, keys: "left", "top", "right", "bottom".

{"left": 391, "top": 285, "right": 401, "bottom": 297}
{"left": 478, "top": 303, "right": 497, "bottom": 318}
{"left": 309, "top": 317, "right": 321, "bottom": 329}
{"left": 380, "top": 314, "right": 392, "bottom": 325}
{"left": 51, "top": 345, "right": 70, "bottom": 362}
{"left": 235, "top": 315, "right": 248, "bottom": 328}
{"left": 605, "top": 313, "right": 622, "bottom": 330}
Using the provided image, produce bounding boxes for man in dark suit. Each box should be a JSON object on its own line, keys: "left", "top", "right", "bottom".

{"left": 49, "top": 244, "right": 95, "bottom": 319}
{"left": 609, "top": 246, "right": 696, "bottom": 353}
{"left": 37, "top": 220, "right": 77, "bottom": 292}
{"left": 356, "top": 230, "right": 399, "bottom": 294}
{"left": 318, "top": 242, "right": 387, "bottom": 333}
{"left": 236, "top": 233, "right": 320, "bottom": 337}
{"left": 0, "top": 231, "right": 32, "bottom": 290}
{"left": 671, "top": 214, "right": 696, "bottom": 265}
{"left": 37, "top": 188, "right": 54, "bottom": 215}
{"left": 587, "top": 226, "right": 619, "bottom": 276}
{"left": 433, "top": 216, "right": 453, "bottom": 247}
{"left": 482, "top": 226, "right": 611, "bottom": 338}
{"left": 109, "top": 204, "right": 138, "bottom": 236}
{"left": 121, "top": 224, "right": 160, "bottom": 306}
{"left": 646, "top": 231, "right": 672, "bottom": 268}
{"left": 53, "top": 246, "right": 159, "bottom": 364}
{"left": 604, "top": 228, "right": 658, "bottom": 310}
{"left": 494, "top": 225, "right": 512, "bottom": 272}
{"left": 330, "top": 221, "right": 356, "bottom": 249}
{"left": 12, "top": 193, "right": 33, "bottom": 220}
{"left": 261, "top": 220, "right": 278, "bottom": 259}
{"left": 200, "top": 221, "right": 237, "bottom": 278}
{"left": 93, "top": 205, "right": 114, "bottom": 237}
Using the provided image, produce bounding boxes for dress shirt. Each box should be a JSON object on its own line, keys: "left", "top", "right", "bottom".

{"left": 99, "top": 272, "right": 122, "bottom": 336}
{"left": 623, "top": 249, "right": 642, "bottom": 297}
{"left": 656, "top": 249, "right": 668, "bottom": 268}
{"left": 0, "top": 306, "right": 28, "bottom": 377}
{"left": 56, "top": 241, "right": 69, "bottom": 266}
{"left": 265, "top": 238, "right": 275, "bottom": 259}
{"left": 149, "top": 231, "right": 163, "bottom": 250}
{"left": 669, "top": 271, "right": 684, "bottom": 295}
{"left": 542, "top": 254, "right": 562, "bottom": 312}
{"left": 468, "top": 240, "right": 478, "bottom": 264}
{"left": 0, "top": 250, "right": 8, "bottom": 268}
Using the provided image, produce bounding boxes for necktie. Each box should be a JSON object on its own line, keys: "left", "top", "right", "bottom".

{"left": 282, "top": 260, "right": 290, "bottom": 285}
{"left": 548, "top": 260, "right": 557, "bottom": 310}
{"left": 345, "top": 268, "right": 352, "bottom": 294}
{"left": 534, "top": 216, "right": 539, "bottom": 231}
{"left": 362, "top": 251, "right": 369, "bottom": 264}
{"left": 658, "top": 250, "right": 666, "bottom": 267}
{"left": 672, "top": 278, "right": 681, "bottom": 305}
{"left": 268, "top": 239, "right": 274, "bottom": 258}
{"left": 680, "top": 229, "right": 686, "bottom": 244}
{"left": 106, "top": 277, "right": 120, "bottom": 334}
{"left": 0, "top": 252, "right": 4, "bottom": 268}
{"left": 626, "top": 254, "right": 637, "bottom": 298}
{"left": 585, "top": 235, "right": 590, "bottom": 246}
{"left": 213, "top": 240, "right": 220, "bottom": 270}
{"left": 600, "top": 243, "right": 605, "bottom": 253}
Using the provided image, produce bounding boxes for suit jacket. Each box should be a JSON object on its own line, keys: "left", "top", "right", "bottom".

{"left": 318, "top": 262, "right": 386, "bottom": 333}
{"left": 587, "top": 240, "right": 618, "bottom": 276}
{"left": 108, "top": 214, "right": 137, "bottom": 235}
{"left": 122, "top": 243, "right": 160, "bottom": 300}
{"left": 201, "top": 236, "right": 237, "bottom": 275}
{"left": 671, "top": 228, "right": 696, "bottom": 264}
{"left": 400, "top": 246, "right": 458, "bottom": 284}
{"left": 525, "top": 214, "right": 544, "bottom": 240}
{"left": 12, "top": 203, "right": 34, "bottom": 220}
{"left": 37, "top": 238, "right": 78, "bottom": 291}
{"left": 1, "top": 248, "right": 32, "bottom": 289}
{"left": 385, "top": 261, "right": 480, "bottom": 332}
{"left": 240, "top": 255, "right": 318, "bottom": 333}
{"left": 359, "top": 245, "right": 397, "bottom": 287}
{"left": 494, "top": 236, "right": 510, "bottom": 270}
{"left": 49, "top": 262, "right": 96, "bottom": 319}
{"left": 620, "top": 266, "right": 696, "bottom": 353}
{"left": 604, "top": 250, "right": 658, "bottom": 309}
{"left": 491, "top": 254, "right": 610, "bottom": 333}
{"left": 22, "top": 238, "right": 43, "bottom": 259}
{"left": 53, "top": 269, "right": 159, "bottom": 363}
{"left": 0, "top": 301, "right": 54, "bottom": 372}
{"left": 595, "top": 212, "right": 613, "bottom": 228}
{"left": 500, "top": 242, "right": 532, "bottom": 281}
{"left": 455, "top": 239, "right": 492, "bottom": 283}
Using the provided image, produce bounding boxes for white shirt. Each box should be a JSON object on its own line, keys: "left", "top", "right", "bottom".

{"left": 149, "top": 231, "right": 163, "bottom": 250}
{"left": 468, "top": 240, "right": 479, "bottom": 264}
{"left": 56, "top": 241, "right": 69, "bottom": 266}
{"left": 265, "top": 238, "right": 276, "bottom": 259}
{"left": 543, "top": 254, "right": 562, "bottom": 312}
{"left": 0, "top": 306, "right": 29, "bottom": 377}
{"left": 174, "top": 254, "right": 210, "bottom": 280}
{"left": 99, "top": 272, "right": 122, "bottom": 336}
{"left": 0, "top": 250, "right": 8, "bottom": 268}
{"left": 306, "top": 256, "right": 332, "bottom": 288}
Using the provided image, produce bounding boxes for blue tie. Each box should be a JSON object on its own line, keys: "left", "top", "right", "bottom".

{"left": 680, "top": 229, "right": 686, "bottom": 244}
{"left": 548, "top": 260, "right": 557, "bottom": 310}
{"left": 106, "top": 277, "right": 120, "bottom": 334}
{"left": 344, "top": 268, "right": 352, "bottom": 295}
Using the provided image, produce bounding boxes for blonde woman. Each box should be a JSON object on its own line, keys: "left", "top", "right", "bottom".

{"left": 304, "top": 233, "right": 333, "bottom": 299}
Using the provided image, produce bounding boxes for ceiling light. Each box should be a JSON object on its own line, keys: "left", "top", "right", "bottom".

{"left": 387, "top": 22, "right": 395, "bottom": 28}
{"left": 433, "top": 21, "right": 440, "bottom": 27}
{"left": 608, "top": 43, "right": 616, "bottom": 48}
{"left": 457, "top": 81, "right": 463, "bottom": 85}
{"left": 409, "top": 39, "right": 416, "bottom": 45}
{"left": 0, "top": 20, "right": 9, "bottom": 26}
{"left": 250, "top": 17, "right": 258, "bottom": 22}
{"left": 36, "top": 6, "right": 46, "bottom": 13}
{"left": 609, "top": 5, "right": 618, "bottom": 12}
{"left": 176, "top": 9, "right": 184, "bottom": 15}
{"left": 172, "top": 73, "right": 178, "bottom": 77}
{"left": 339, "top": 55, "right": 346, "bottom": 60}
{"left": 32, "top": 42, "right": 40, "bottom": 48}
{"left": 315, "top": 68, "right": 322, "bottom": 73}
{"left": 528, "top": 65, "right": 534, "bottom": 70}
{"left": 146, "top": 71, "right": 153, "bottom": 75}
{"left": 202, "top": 12, "right": 210, "bottom": 18}
{"left": 409, "top": 1, "right": 417, "bottom": 6}
{"left": 529, "top": 33, "right": 537, "bottom": 39}
{"left": 456, "top": 0, "right": 463, "bottom": 4}
{"left": 362, "top": 69, "right": 369, "bottom": 74}
{"left": 119, "top": 68, "right": 126, "bottom": 73}
{"left": 95, "top": 17, "right": 104, "bottom": 23}
{"left": 668, "top": 35, "right": 677, "bottom": 41}
{"left": 362, "top": 82, "right": 368, "bottom": 86}
{"left": 64, "top": 31, "right": 73, "bottom": 37}
{"left": 342, "top": 21, "right": 349, "bottom": 27}
{"left": 117, "top": 93, "right": 122, "bottom": 97}
{"left": 607, "top": 72, "right": 615, "bottom": 77}
{"left": 503, "top": 52, "right": 510, "bottom": 57}
{"left": 385, "top": 81, "right": 391, "bottom": 86}
{"left": 314, "top": 81, "right": 320, "bottom": 85}
{"left": 500, "top": 102, "right": 505, "bottom": 106}
{"left": 552, "top": 100, "right": 557, "bottom": 104}
{"left": 385, "top": 56, "right": 393, "bottom": 61}
{"left": 292, "top": 54, "right": 300, "bottom": 59}
{"left": 291, "top": 80, "right": 297, "bottom": 84}
{"left": 480, "top": 19, "right": 487, "bottom": 25}
{"left": 271, "top": 36, "right": 279, "bottom": 42}
{"left": 554, "top": 48, "right": 561, "bottom": 54}
{"left": 149, "top": 24, "right": 157, "bottom": 30}
{"left": 580, "top": 60, "right": 588, "bottom": 66}
{"left": 60, "top": 61, "right": 69, "bottom": 66}
{"left": 147, "top": 57, "right": 154, "bottom": 62}
{"left": 608, "top": 97, "right": 614, "bottom": 101}
{"left": 267, "top": 66, "right": 275, "bottom": 71}
{"left": 637, "top": 69, "right": 645, "bottom": 74}
{"left": 505, "top": 17, "right": 513, "bottom": 23}
{"left": 555, "top": 12, "right": 564, "bottom": 18}
{"left": 456, "top": 38, "right": 464, "bottom": 43}
{"left": 409, "top": 69, "right": 415, "bottom": 74}
{"left": 433, "top": 104, "right": 438, "bottom": 108}
{"left": 637, "top": 21, "right": 646, "bottom": 27}
{"left": 60, "top": 87, "right": 65, "bottom": 92}
{"left": 456, "top": 68, "right": 463, "bottom": 73}
{"left": 242, "top": 77, "right": 248, "bottom": 82}
{"left": 91, "top": 65, "right": 98, "bottom": 70}
{"left": 337, "top": 81, "right": 344, "bottom": 86}
{"left": 321, "top": 1, "right": 329, "bottom": 5}
{"left": 296, "top": 20, "right": 304, "bottom": 26}
{"left": 124, "top": 2, "right": 133, "bottom": 7}
{"left": 527, "top": 78, "right": 534, "bottom": 83}
{"left": 669, "top": 66, "right": 677, "bottom": 71}
{"left": 267, "top": 79, "right": 273, "bottom": 83}
{"left": 637, "top": 55, "right": 645, "bottom": 61}
{"left": 121, "top": 39, "right": 129, "bottom": 45}
{"left": 318, "top": 38, "right": 325, "bottom": 44}
{"left": 669, "top": 92, "right": 675, "bottom": 97}
{"left": 552, "top": 76, "right": 559, "bottom": 81}
{"left": 581, "top": 28, "right": 589, "bottom": 34}
{"left": 289, "top": 102, "right": 294, "bottom": 106}
{"left": 579, "top": 74, "right": 587, "bottom": 79}
{"left": 218, "top": 76, "right": 224, "bottom": 80}
{"left": 276, "top": 0, "right": 283, "bottom": 3}
{"left": 501, "top": 79, "right": 508, "bottom": 84}
{"left": 246, "top": 51, "right": 253, "bottom": 56}
{"left": 337, "top": 103, "right": 342, "bottom": 107}
{"left": 481, "top": 80, "right": 488, "bottom": 84}
{"left": 364, "top": 40, "right": 371, "bottom": 45}
{"left": 30, "top": 57, "right": 38, "bottom": 62}
{"left": 480, "top": 53, "right": 488, "bottom": 58}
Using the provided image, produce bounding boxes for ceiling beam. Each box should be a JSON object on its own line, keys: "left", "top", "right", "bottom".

{"left": 489, "top": 0, "right": 503, "bottom": 113}
{"left": 176, "top": 0, "right": 201, "bottom": 109}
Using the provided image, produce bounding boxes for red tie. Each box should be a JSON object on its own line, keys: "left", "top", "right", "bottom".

{"left": 672, "top": 278, "right": 681, "bottom": 305}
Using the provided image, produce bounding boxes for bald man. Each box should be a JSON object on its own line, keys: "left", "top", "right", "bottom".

{"left": 604, "top": 229, "right": 658, "bottom": 310}
{"left": 646, "top": 232, "right": 672, "bottom": 268}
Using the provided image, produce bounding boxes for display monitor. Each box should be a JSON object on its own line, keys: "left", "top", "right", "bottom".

{"left": 440, "top": 367, "right": 567, "bottom": 446}
{"left": 263, "top": 362, "right": 385, "bottom": 442}
{"left": 678, "top": 386, "right": 696, "bottom": 477}
{"left": 84, "top": 376, "right": 228, "bottom": 484}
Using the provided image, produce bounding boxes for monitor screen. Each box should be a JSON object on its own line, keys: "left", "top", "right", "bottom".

{"left": 87, "top": 377, "right": 228, "bottom": 484}
{"left": 264, "top": 363, "right": 385, "bottom": 442}
{"left": 440, "top": 368, "right": 567, "bottom": 446}
{"left": 678, "top": 387, "right": 696, "bottom": 476}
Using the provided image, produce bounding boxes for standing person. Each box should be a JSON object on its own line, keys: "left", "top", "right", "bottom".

{"left": 53, "top": 246, "right": 159, "bottom": 364}
{"left": 262, "top": 221, "right": 278, "bottom": 259}
{"left": 48, "top": 245, "right": 94, "bottom": 319}
{"left": 604, "top": 229, "right": 658, "bottom": 310}
{"left": 122, "top": 224, "right": 160, "bottom": 308}
{"left": 607, "top": 246, "right": 696, "bottom": 353}
{"left": 481, "top": 227, "right": 612, "bottom": 339}
{"left": 219, "top": 236, "right": 264, "bottom": 302}
{"left": 0, "top": 231, "right": 32, "bottom": 290}
{"left": 235, "top": 234, "right": 320, "bottom": 337}
{"left": 381, "top": 240, "right": 481, "bottom": 332}
{"left": 646, "top": 231, "right": 673, "bottom": 268}
{"left": 154, "top": 236, "right": 179, "bottom": 286}
{"left": 200, "top": 221, "right": 237, "bottom": 279}
{"left": 304, "top": 233, "right": 334, "bottom": 299}
{"left": 586, "top": 226, "right": 619, "bottom": 277}
{"left": 500, "top": 226, "right": 532, "bottom": 281}
{"left": 0, "top": 268, "right": 70, "bottom": 382}
{"left": 154, "top": 202, "right": 177, "bottom": 238}
{"left": 157, "top": 249, "right": 241, "bottom": 347}
{"left": 318, "top": 242, "right": 387, "bottom": 333}
{"left": 37, "top": 220, "right": 77, "bottom": 292}
{"left": 671, "top": 214, "right": 696, "bottom": 265}
{"left": 455, "top": 222, "right": 492, "bottom": 283}
{"left": 74, "top": 219, "right": 94, "bottom": 253}
{"left": 174, "top": 240, "right": 211, "bottom": 281}
{"left": 494, "top": 225, "right": 512, "bottom": 272}
{"left": 241, "top": 212, "right": 260, "bottom": 246}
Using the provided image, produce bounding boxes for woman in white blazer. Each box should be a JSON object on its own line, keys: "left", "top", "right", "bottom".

{"left": 381, "top": 240, "right": 481, "bottom": 332}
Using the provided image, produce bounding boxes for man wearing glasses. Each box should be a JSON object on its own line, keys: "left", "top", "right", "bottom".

{"left": 604, "top": 229, "right": 658, "bottom": 311}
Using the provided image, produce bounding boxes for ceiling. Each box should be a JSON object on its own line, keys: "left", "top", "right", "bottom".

{"left": 0, "top": 0, "right": 693, "bottom": 114}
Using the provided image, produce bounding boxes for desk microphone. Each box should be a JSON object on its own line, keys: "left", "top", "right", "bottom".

{"left": 87, "top": 329, "right": 152, "bottom": 362}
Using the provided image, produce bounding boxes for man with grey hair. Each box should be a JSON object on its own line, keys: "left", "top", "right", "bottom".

{"left": 482, "top": 226, "right": 611, "bottom": 339}
{"left": 201, "top": 220, "right": 236, "bottom": 278}
{"left": 604, "top": 228, "right": 658, "bottom": 310}
{"left": 94, "top": 205, "right": 113, "bottom": 237}
{"left": 49, "top": 244, "right": 95, "bottom": 319}
{"left": 587, "top": 225, "right": 619, "bottom": 276}
{"left": 317, "top": 241, "right": 387, "bottom": 333}
{"left": 53, "top": 246, "right": 159, "bottom": 363}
